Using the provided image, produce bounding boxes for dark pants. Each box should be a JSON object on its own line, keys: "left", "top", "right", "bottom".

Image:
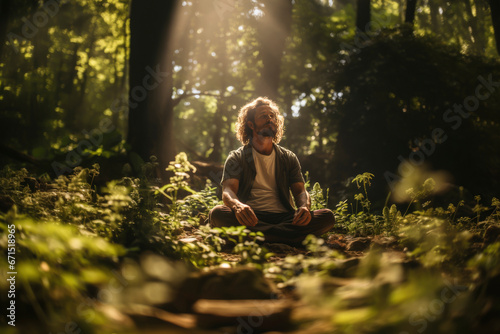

{"left": 209, "top": 205, "right": 335, "bottom": 246}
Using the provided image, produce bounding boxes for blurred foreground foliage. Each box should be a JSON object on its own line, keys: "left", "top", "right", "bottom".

{"left": 0, "top": 153, "right": 499, "bottom": 333}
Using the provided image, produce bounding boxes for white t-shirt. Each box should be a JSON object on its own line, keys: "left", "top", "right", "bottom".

{"left": 245, "top": 147, "right": 289, "bottom": 213}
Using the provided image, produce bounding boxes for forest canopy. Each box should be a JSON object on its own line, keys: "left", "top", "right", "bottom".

{"left": 1, "top": 0, "right": 499, "bottom": 202}
{"left": 1, "top": 0, "right": 499, "bottom": 198}
{"left": 2, "top": 1, "right": 500, "bottom": 333}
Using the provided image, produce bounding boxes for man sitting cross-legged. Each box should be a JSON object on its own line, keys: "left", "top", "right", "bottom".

{"left": 209, "top": 97, "right": 335, "bottom": 246}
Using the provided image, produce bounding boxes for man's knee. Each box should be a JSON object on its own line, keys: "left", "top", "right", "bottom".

{"left": 209, "top": 205, "right": 225, "bottom": 226}
{"left": 324, "top": 209, "right": 335, "bottom": 226}
{"left": 312, "top": 208, "right": 335, "bottom": 231}
{"left": 210, "top": 205, "right": 227, "bottom": 216}
{"left": 209, "top": 205, "right": 235, "bottom": 227}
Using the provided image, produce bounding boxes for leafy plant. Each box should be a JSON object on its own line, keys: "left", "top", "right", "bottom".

{"left": 397, "top": 215, "right": 475, "bottom": 269}
{"left": 304, "top": 171, "right": 329, "bottom": 210}
{"left": 472, "top": 195, "right": 490, "bottom": 226}
{"left": 178, "top": 179, "right": 222, "bottom": 225}
{"left": 0, "top": 211, "right": 126, "bottom": 333}
{"left": 403, "top": 177, "right": 436, "bottom": 216}
{"left": 155, "top": 152, "right": 197, "bottom": 222}
{"left": 264, "top": 234, "right": 343, "bottom": 285}
{"left": 382, "top": 204, "right": 401, "bottom": 232}
{"left": 334, "top": 172, "right": 382, "bottom": 236}
{"left": 351, "top": 172, "right": 374, "bottom": 214}
{"left": 210, "top": 226, "right": 272, "bottom": 266}
{"left": 468, "top": 242, "right": 500, "bottom": 279}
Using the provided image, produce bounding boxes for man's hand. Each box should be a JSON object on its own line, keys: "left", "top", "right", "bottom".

{"left": 233, "top": 203, "right": 259, "bottom": 227}
{"left": 293, "top": 206, "right": 311, "bottom": 226}
{"left": 222, "top": 179, "right": 258, "bottom": 227}
{"left": 291, "top": 182, "right": 311, "bottom": 226}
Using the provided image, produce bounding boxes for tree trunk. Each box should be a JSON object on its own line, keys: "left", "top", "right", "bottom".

{"left": 398, "top": 0, "right": 405, "bottom": 24}
{"left": 208, "top": 99, "right": 224, "bottom": 162}
{"left": 405, "top": 0, "right": 417, "bottom": 25}
{"left": 28, "top": 39, "right": 40, "bottom": 153}
{"left": 28, "top": 13, "right": 51, "bottom": 152}
{"left": 255, "top": 0, "right": 293, "bottom": 101}
{"left": 63, "top": 43, "right": 81, "bottom": 130}
{"left": 356, "top": 0, "right": 371, "bottom": 33}
{"left": 74, "top": 24, "right": 97, "bottom": 129}
{"left": 128, "top": 0, "right": 179, "bottom": 179}
{"left": 208, "top": 18, "right": 230, "bottom": 163}
{"left": 429, "top": 0, "right": 440, "bottom": 32}
{"left": 112, "top": 48, "right": 120, "bottom": 126}
{"left": 475, "top": 0, "right": 488, "bottom": 51}
{"left": 489, "top": 0, "right": 500, "bottom": 55}
{"left": 0, "top": 0, "right": 12, "bottom": 57}
{"left": 116, "top": 16, "right": 129, "bottom": 129}
{"left": 463, "top": 0, "right": 484, "bottom": 54}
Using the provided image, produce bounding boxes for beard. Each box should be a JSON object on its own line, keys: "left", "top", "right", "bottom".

{"left": 257, "top": 123, "right": 277, "bottom": 138}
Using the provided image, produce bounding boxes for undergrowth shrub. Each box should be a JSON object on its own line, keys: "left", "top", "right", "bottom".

{"left": 209, "top": 225, "right": 271, "bottom": 266}
{"left": 333, "top": 172, "right": 500, "bottom": 238}
{"left": 304, "top": 171, "right": 329, "bottom": 210}
{"left": 0, "top": 210, "right": 125, "bottom": 333}
{"left": 334, "top": 172, "right": 386, "bottom": 235}
{"left": 1, "top": 157, "right": 499, "bottom": 334}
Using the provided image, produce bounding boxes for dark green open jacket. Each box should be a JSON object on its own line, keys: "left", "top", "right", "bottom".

{"left": 221, "top": 143, "right": 305, "bottom": 212}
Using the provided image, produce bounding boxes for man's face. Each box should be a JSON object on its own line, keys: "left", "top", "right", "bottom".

{"left": 249, "top": 105, "right": 278, "bottom": 138}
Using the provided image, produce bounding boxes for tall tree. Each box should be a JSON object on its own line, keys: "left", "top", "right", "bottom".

{"left": 405, "top": 0, "right": 417, "bottom": 25}
{"left": 208, "top": 17, "right": 230, "bottom": 163}
{"left": 255, "top": 0, "right": 293, "bottom": 101}
{"left": 356, "top": 0, "right": 371, "bottom": 33}
{"left": 428, "top": 0, "right": 441, "bottom": 32}
{"left": 128, "top": 0, "right": 180, "bottom": 177}
{"left": 0, "top": 0, "right": 12, "bottom": 57}
{"left": 488, "top": 0, "right": 500, "bottom": 55}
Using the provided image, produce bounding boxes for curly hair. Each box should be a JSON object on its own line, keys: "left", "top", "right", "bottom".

{"left": 235, "top": 97, "right": 285, "bottom": 145}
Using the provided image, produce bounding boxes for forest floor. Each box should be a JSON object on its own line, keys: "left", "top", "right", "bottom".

{"left": 2, "top": 166, "right": 499, "bottom": 334}
{"left": 130, "top": 237, "right": 374, "bottom": 333}
{"left": 127, "top": 228, "right": 488, "bottom": 334}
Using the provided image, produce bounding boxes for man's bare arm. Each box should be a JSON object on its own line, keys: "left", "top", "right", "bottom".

{"left": 222, "top": 179, "right": 258, "bottom": 227}
{"left": 290, "top": 182, "right": 312, "bottom": 226}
